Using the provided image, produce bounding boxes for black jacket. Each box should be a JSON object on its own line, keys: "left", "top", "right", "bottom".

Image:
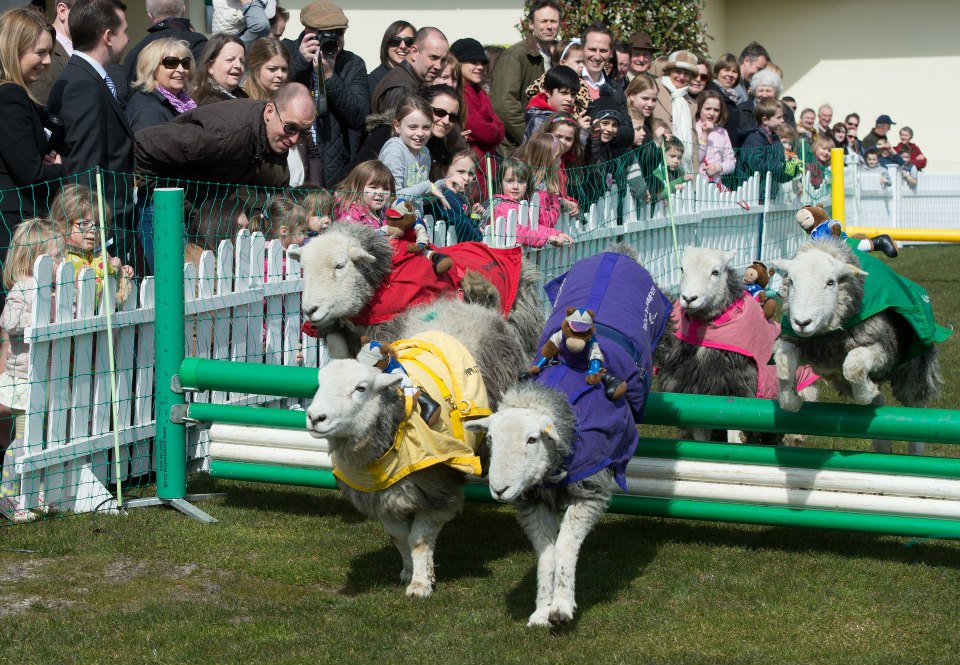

{"left": 284, "top": 35, "right": 370, "bottom": 187}
{"left": 123, "top": 18, "right": 208, "bottom": 83}
{"left": 369, "top": 60, "right": 419, "bottom": 115}
{"left": 125, "top": 89, "right": 178, "bottom": 134}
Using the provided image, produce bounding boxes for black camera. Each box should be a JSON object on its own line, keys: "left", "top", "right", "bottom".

{"left": 314, "top": 31, "right": 340, "bottom": 58}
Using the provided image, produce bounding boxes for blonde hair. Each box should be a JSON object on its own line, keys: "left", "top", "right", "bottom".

{"left": 336, "top": 160, "right": 396, "bottom": 211}
{"left": 242, "top": 36, "right": 289, "bottom": 101}
{"left": 251, "top": 195, "right": 310, "bottom": 242}
{"left": 300, "top": 188, "right": 335, "bottom": 219}
{"left": 3, "top": 217, "right": 63, "bottom": 289}
{"left": 132, "top": 37, "right": 193, "bottom": 93}
{"left": 813, "top": 136, "right": 835, "bottom": 157}
{"left": 49, "top": 184, "right": 110, "bottom": 240}
{"left": 625, "top": 73, "right": 658, "bottom": 101}
{"left": 0, "top": 6, "right": 55, "bottom": 104}
{"left": 516, "top": 133, "right": 560, "bottom": 193}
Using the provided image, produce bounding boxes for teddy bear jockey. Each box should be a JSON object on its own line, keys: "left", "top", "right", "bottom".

{"left": 526, "top": 308, "right": 628, "bottom": 401}
{"left": 384, "top": 200, "right": 453, "bottom": 276}
{"left": 743, "top": 260, "right": 778, "bottom": 320}
{"left": 796, "top": 205, "right": 899, "bottom": 258}
{"left": 356, "top": 339, "right": 442, "bottom": 427}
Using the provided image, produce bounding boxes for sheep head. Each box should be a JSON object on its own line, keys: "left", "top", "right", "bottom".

{"left": 466, "top": 409, "right": 563, "bottom": 502}
{"left": 306, "top": 359, "right": 402, "bottom": 443}
{"left": 778, "top": 245, "right": 867, "bottom": 337}
{"left": 678, "top": 247, "right": 740, "bottom": 321}
{"left": 289, "top": 223, "right": 393, "bottom": 334}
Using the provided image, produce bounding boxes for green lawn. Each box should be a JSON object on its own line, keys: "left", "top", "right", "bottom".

{"left": 2, "top": 245, "right": 960, "bottom": 664}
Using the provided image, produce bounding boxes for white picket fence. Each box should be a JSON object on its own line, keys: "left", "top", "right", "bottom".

{"left": 845, "top": 165, "right": 960, "bottom": 231}
{"left": 7, "top": 171, "right": 830, "bottom": 516}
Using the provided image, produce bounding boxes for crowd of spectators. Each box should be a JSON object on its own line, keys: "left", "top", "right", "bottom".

{"left": 0, "top": 0, "right": 930, "bottom": 278}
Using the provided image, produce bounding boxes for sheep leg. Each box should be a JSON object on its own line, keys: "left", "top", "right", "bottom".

{"left": 843, "top": 345, "right": 884, "bottom": 405}
{"left": 379, "top": 515, "right": 414, "bottom": 585}
{"left": 783, "top": 383, "right": 820, "bottom": 446}
{"left": 404, "top": 509, "right": 455, "bottom": 598}
{"left": 775, "top": 340, "right": 803, "bottom": 412}
{"left": 548, "top": 497, "right": 608, "bottom": 626}
{"left": 516, "top": 501, "right": 560, "bottom": 628}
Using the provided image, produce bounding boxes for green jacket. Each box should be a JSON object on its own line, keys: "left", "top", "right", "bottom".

{"left": 490, "top": 34, "right": 546, "bottom": 149}
{"left": 782, "top": 241, "right": 952, "bottom": 361}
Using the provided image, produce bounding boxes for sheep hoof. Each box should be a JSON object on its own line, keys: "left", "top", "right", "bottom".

{"left": 405, "top": 580, "right": 433, "bottom": 598}
{"left": 527, "top": 610, "right": 552, "bottom": 628}
{"left": 779, "top": 391, "right": 803, "bottom": 412}
{"left": 548, "top": 604, "right": 574, "bottom": 626}
{"left": 851, "top": 383, "right": 880, "bottom": 405}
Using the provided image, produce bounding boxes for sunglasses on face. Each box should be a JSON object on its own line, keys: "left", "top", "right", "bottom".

{"left": 694, "top": 74, "right": 709, "bottom": 82}
{"left": 388, "top": 36, "right": 415, "bottom": 48}
{"left": 432, "top": 107, "right": 461, "bottom": 123}
{"left": 273, "top": 102, "right": 311, "bottom": 136}
{"left": 160, "top": 56, "right": 191, "bottom": 70}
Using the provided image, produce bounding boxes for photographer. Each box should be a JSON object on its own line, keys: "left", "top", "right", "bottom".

{"left": 283, "top": 0, "right": 369, "bottom": 187}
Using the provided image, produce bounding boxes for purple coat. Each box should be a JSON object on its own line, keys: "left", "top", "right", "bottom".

{"left": 535, "top": 252, "right": 671, "bottom": 490}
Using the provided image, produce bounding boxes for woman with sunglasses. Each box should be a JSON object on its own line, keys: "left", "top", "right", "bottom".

{"left": 423, "top": 84, "right": 469, "bottom": 180}
{"left": 126, "top": 38, "right": 197, "bottom": 133}
{"left": 368, "top": 20, "right": 415, "bottom": 96}
{"left": 686, "top": 56, "right": 712, "bottom": 102}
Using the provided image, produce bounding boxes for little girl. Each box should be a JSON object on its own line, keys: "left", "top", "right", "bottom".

{"left": 335, "top": 160, "right": 396, "bottom": 230}
{"left": 49, "top": 184, "right": 134, "bottom": 304}
{"left": 0, "top": 218, "right": 65, "bottom": 522}
{"left": 427, "top": 150, "right": 485, "bottom": 243}
{"left": 496, "top": 152, "right": 573, "bottom": 248}
{"left": 378, "top": 97, "right": 465, "bottom": 275}
{"left": 695, "top": 90, "right": 735, "bottom": 179}
{"left": 535, "top": 113, "right": 584, "bottom": 216}
{"left": 250, "top": 196, "right": 311, "bottom": 280}
{"left": 300, "top": 188, "right": 336, "bottom": 238}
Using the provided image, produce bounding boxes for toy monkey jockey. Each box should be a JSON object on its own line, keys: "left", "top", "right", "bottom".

{"left": 384, "top": 200, "right": 453, "bottom": 276}
{"left": 357, "top": 339, "right": 442, "bottom": 427}
{"left": 527, "top": 308, "right": 628, "bottom": 401}
{"left": 796, "top": 205, "right": 899, "bottom": 258}
{"left": 743, "top": 261, "right": 778, "bottom": 320}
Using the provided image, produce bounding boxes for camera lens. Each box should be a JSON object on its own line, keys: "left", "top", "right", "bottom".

{"left": 320, "top": 36, "right": 338, "bottom": 57}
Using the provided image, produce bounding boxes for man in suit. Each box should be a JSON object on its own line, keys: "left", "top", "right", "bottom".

{"left": 48, "top": 0, "right": 137, "bottom": 264}
{"left": 30, "top": 0, "right": 75, "bottom": 105}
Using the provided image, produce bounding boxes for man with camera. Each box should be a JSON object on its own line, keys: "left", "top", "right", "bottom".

{"left": 284, "top": 0, "right": 369, "bottom": 187}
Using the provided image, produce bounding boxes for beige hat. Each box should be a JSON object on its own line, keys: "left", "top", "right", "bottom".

{"left": 663, "top": 50, "right": 699, "bottom": 75}
{"left": 299, "top": 0, "right": 348, "bottom": 30}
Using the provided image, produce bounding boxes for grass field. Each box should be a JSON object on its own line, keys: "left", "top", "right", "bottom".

{"left": 2, "top": 245, "right": 960, "bottom": 664}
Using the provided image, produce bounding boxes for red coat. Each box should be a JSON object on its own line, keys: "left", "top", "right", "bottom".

{"left": 463, "top": 82, "right": 505, "bottom": 158}
{"left": 895, "top": 141, "right": 927, "bottom": 170}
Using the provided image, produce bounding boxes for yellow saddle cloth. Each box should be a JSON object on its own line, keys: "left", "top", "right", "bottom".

{"left": 332, "top": 331, "right": 491, "bottom": 492}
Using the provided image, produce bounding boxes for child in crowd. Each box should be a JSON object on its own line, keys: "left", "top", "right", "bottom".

{"left": 255, "top": 196, "right": 311, "bottom": 250}
{"left": 300, "top": 188, "right": 336, "bottom": 238}
{"left": 629, "top": 108, "right": 646, "bottom": 147}
{"left": 862, "top": 149, "right": 892, "bottom": 188}
{"left": 524, "top": 65, "right": 582, "bottom": 140}
{"left": 809, "top": 136, "right": 835, "bottom": 189}
{"left": 492, "top": 156, "right": 572, "bottom": 248}
{"left": 584, "top": 96, "right": 624, "bottom": 167}
{"left": 876, "top": 138, "right": 904, "bottom": 167}
{"left": 378, "top": 97, "right": 465, "bottom": 275}
{"left": 49, "top": 184, "right": 134, "bottom": 304}
{"left": 524, "top": 40, "right": 591, "bottom": 118}
{"left": 0, "top": 218, "right": 65, "bottom": 522}
{"left": 335, "top": 160, "right": 396, "bottom": 230}
{"left": 898, "top": 146, "right": 919, "bottom": 189}
{"left": 895, "top": 126, "right": 927, "bottom": 170}
{"left": 695, "top": 90, "right": 735, "bottom": 179}
{"left": 652, "top": 136, "right": 693, "bottom": 201}
{"left": 534, "top": 113, "right": 584, "bottom": 216}
{"left": 518, "top": 132, "right": 579, "bottom": 234}
{"left": 735, "top": 98, "right": 792, "bottom": 192}
{"left": 428, "top": 150, "right": 486, "bottom": 242}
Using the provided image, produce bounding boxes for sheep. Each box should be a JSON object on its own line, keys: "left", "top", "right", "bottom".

{"left": 305, "top": 297, "right": 527, "bottom": 597}
{"left": 657, "top": 247, "right": 818, "bottom": 444}
{"left": 289, "top": 222, "right": 545, "bottom": 359}
{"left": 775, "top": 239, "right": 949, "bottom": 455}
{"left": 465, "top": 248, "right": 672, "bottom": 627}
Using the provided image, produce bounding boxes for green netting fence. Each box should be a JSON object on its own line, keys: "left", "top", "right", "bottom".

{"left": 0, "top": 141, "right": 839, "bottom": 524}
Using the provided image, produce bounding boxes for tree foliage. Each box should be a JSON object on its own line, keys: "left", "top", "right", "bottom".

{"left": 520, "top": 0, "right": 709, "bottom": 56}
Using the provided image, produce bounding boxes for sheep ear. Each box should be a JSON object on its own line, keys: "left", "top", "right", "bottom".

{"left": 774, "top": 259, "right": 794, "bottom": 275}
{"left": 464, "top": 416, "right": 493, "bottom": 433}
{"left": 348, "top": 246, "right": 376, "bottom": 264}
{"left": 287, "top": 246, "right": 302, "bottom": 261}
{"left": 540, "top": 415, "right": 560, "bottom": 442}
{"left": 842, "top": 263, "right": 868, "bottom": 277}
{"left": 720, "top": 249, "right": 737, "bottom": 265}
{"left": 373, "top": 372, "right": 403, "bottom": 391}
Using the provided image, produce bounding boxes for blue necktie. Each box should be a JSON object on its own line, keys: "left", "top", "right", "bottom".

{"left": 104, "top": 74, "right": 117, "bottom": 99}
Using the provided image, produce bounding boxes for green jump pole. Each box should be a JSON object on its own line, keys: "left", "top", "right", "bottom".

{"left": 184, "top": 402, "right": 307, "bottom": 429}
{"left": 644, "top": 392, "right": 960, "bottom": 445}
{"left": 154, "top": 188, "right": 186, "bottom": 500}
{"left": 178, "top": 358, "right": 318, "bottom": 398}
{"left": 208, "top": 460, "right": 960, "bottom": 540}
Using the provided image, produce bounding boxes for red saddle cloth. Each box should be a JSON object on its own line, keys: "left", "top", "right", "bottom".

{"left": 301, "top": 236, "right": 523, "bottom": 338}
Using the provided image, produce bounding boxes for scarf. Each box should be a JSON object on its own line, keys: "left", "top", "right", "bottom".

{"left": 156, "top": 85, "right": 197, "bottom": 114}
{"left": 717, "top": 83, "right": 739, "bottom": 104}
{"left": 208, "top": 78, "right": 238, "bottom": 101}
{"left": 661, "top": 76, "right": 693, "bottom": 169}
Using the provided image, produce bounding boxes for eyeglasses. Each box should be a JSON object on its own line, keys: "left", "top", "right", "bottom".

{"left": 388, "top": 35, "right": 415, "bottom": 48}
{"left": 694, "top": 74, "right": 709, "bottom": 82}
{"left": 160, "top": 56, "right": 191, "bottom": 70}
{"left": 273, "top": 102, "right": 312, "bottom": 136}
{"left": 73, "top": 220, "right": 96, "bottom": 231}
{"left": 432, "top": 107, "right": 461, "bottom": 123}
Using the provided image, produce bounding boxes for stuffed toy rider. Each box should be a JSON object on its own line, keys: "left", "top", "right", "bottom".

{"left": 796, "top": 205, "right": 899, "bottom": 258}
{"left": 357, "top": 339, "right": 442, "bottom": 426}
{"left": 526, "top": 308, "right": 627, "bottom": 400}
{"left": 743, "top": 260, "right": 777, "bottom": 320}
{"left": 384, "top": 200, "right": 453, "bottom": 276}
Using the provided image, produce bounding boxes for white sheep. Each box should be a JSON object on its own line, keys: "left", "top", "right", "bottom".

{"left": 775, "top": 239, "right": 949, "bottom": 454}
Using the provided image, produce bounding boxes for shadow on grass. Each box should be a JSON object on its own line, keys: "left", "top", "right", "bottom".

{"left": 211, "top": 479, "right": 365, "bottom": 523}
{"left": 340, "top": 503, "right": 529, "bottom": 595}
{"left": 639, "top": 516, "right": 960, "bottom": 568}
